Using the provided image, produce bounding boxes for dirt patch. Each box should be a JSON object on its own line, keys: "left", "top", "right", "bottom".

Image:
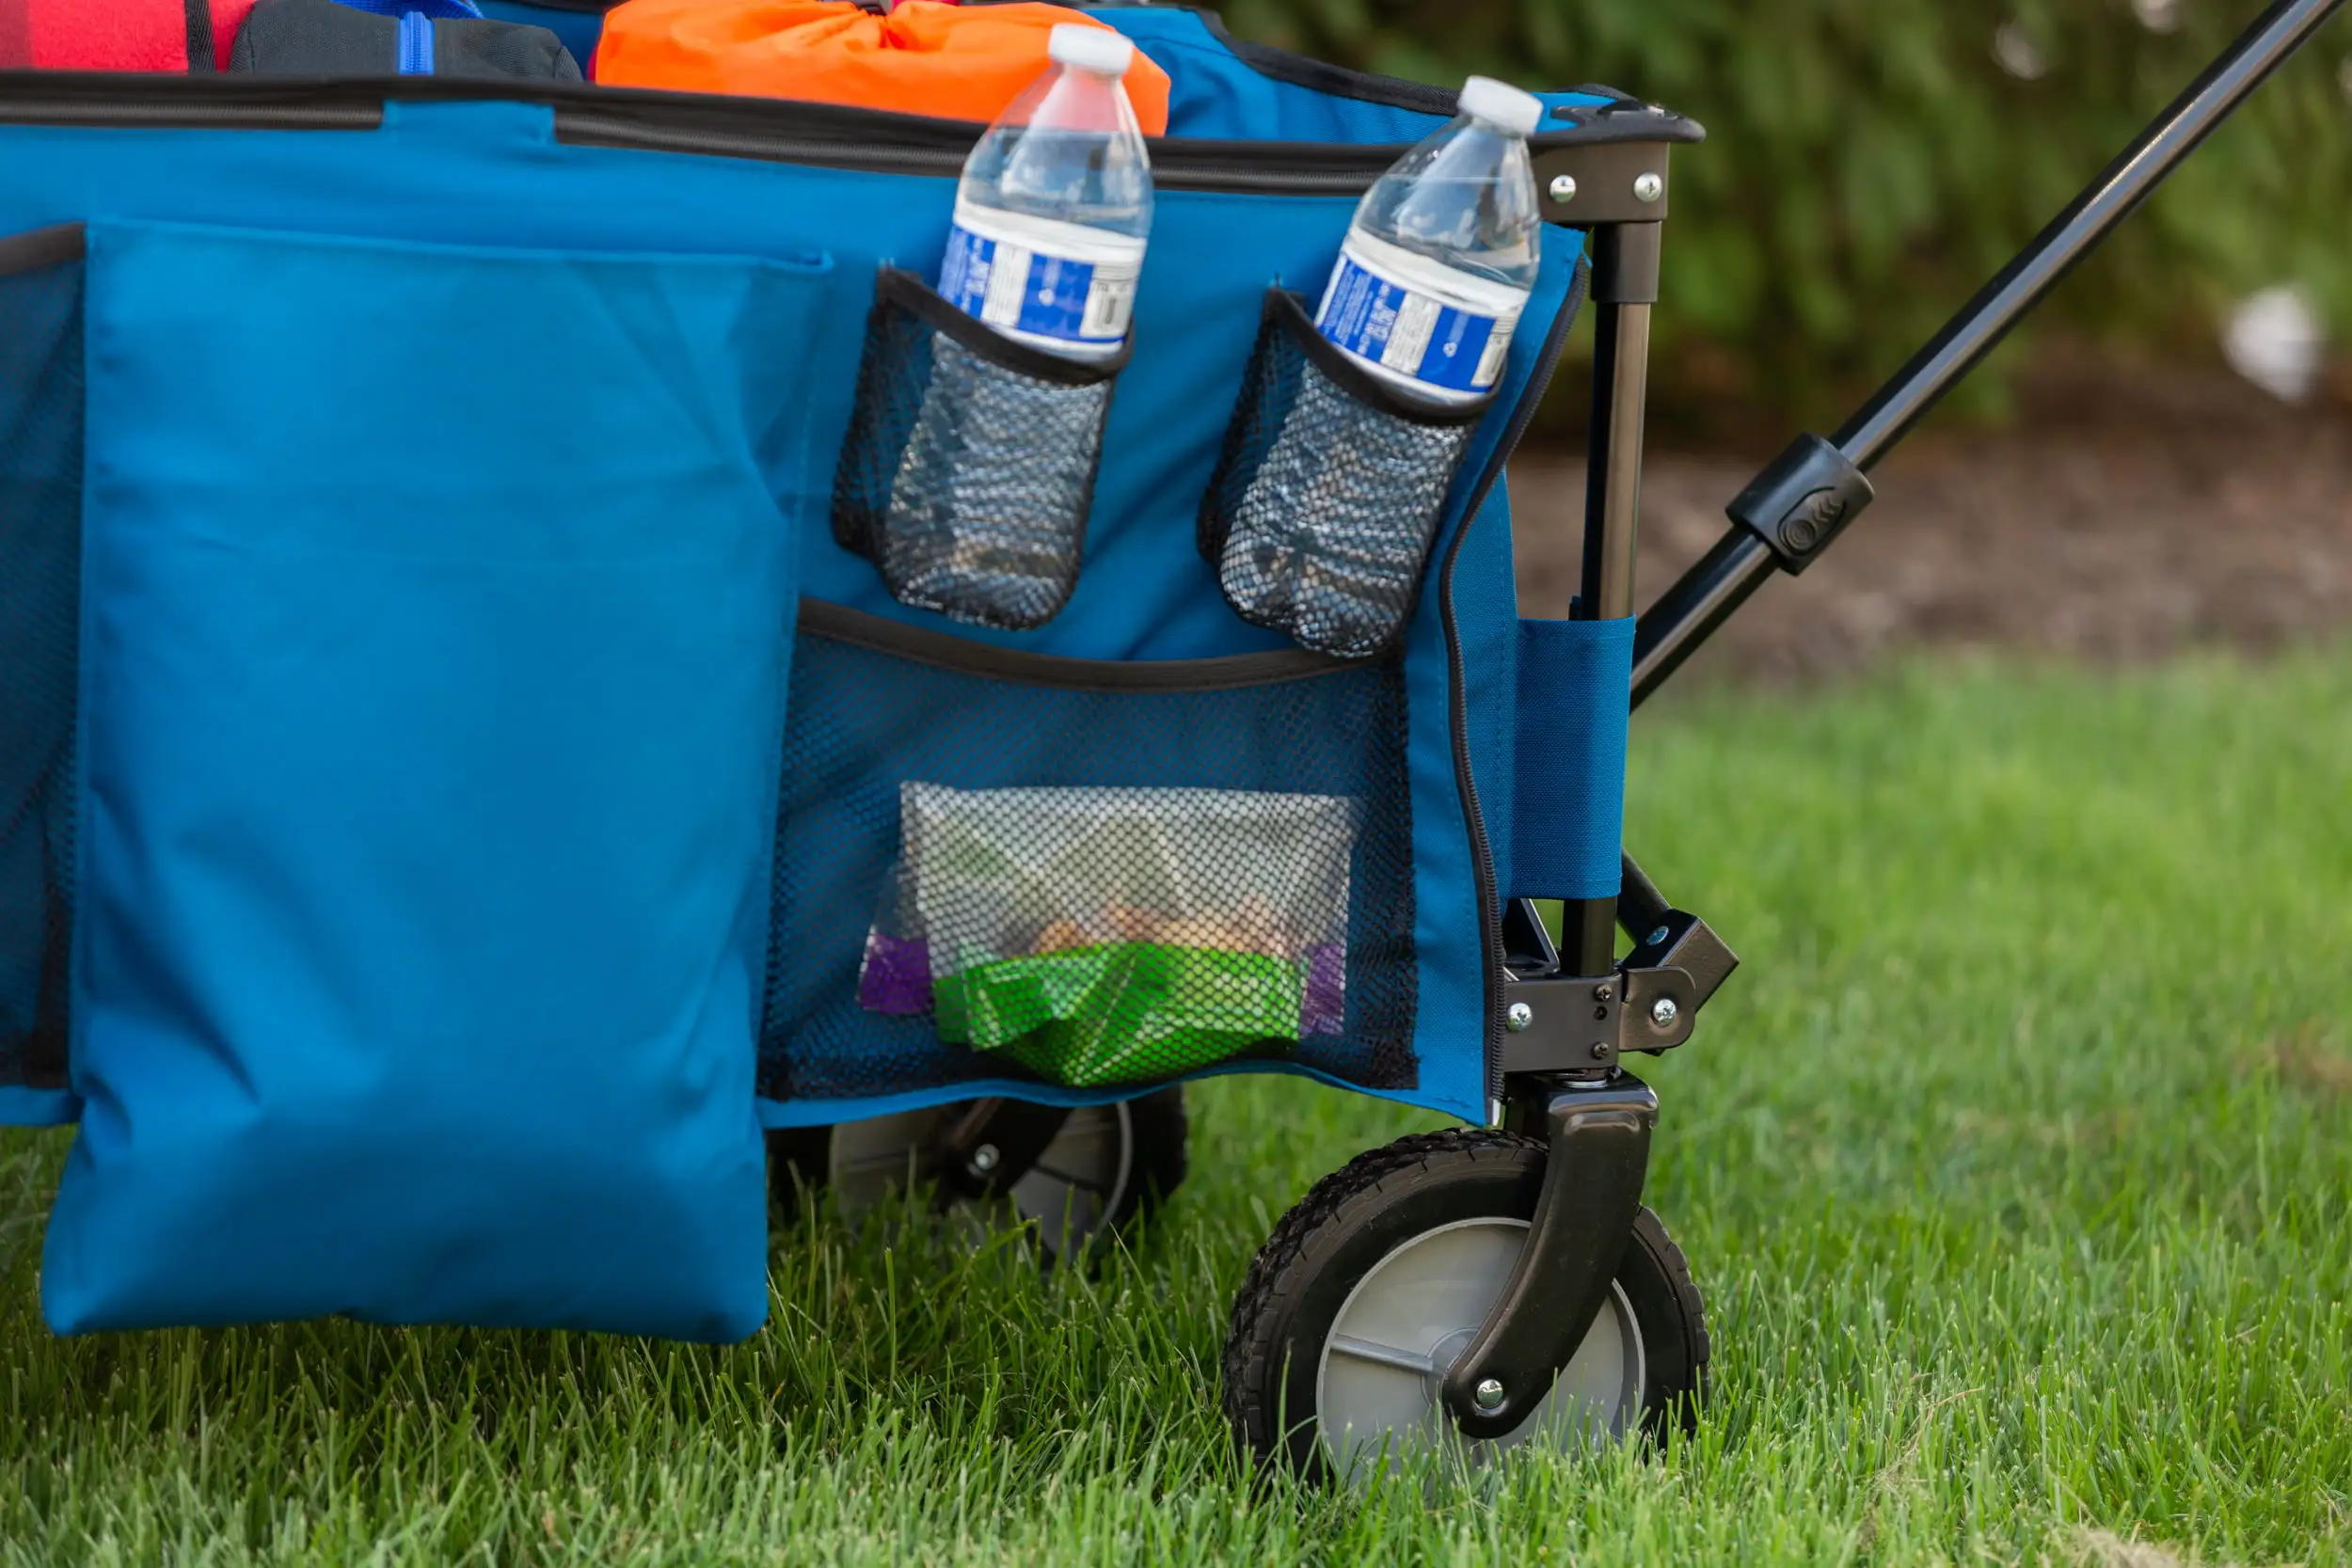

{"left": 2265, "top": 1028, "right": 2352, "bottom": 1101}
{"left": 1509, "top": 358, "right": 2352, "bottom": 687}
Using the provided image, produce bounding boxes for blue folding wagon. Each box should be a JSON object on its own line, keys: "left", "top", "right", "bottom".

{"left": 2, "top": 0, "right": 2338, "bottom": 1484}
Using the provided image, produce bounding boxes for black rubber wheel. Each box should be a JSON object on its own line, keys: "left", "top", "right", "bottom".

{"left": 1223, "top": 1128, "right": 1708, "bottom": 1484}
{"left": 768, "top": 1086, "right": 1189, "bottom": 1262}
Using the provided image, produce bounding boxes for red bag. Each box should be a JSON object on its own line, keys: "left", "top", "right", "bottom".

{"left": 0, "top": 0, "right": 259, "bottom": 70}
{"left": 594, "top": 0, "right": 1171, "bottom": 135}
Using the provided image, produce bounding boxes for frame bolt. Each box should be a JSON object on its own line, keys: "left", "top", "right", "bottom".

{"left": 967, "top": 1143, "right": 1000, "bottom": 1176}
{"left": 1592, "top": 982, "right": 1613, "bottom": 1004}
{"left": 1633, "top": 171, "right": 1664, "bottom": 202}
{"left": 1473, "top": 1377, "right": 1506, "bottom": 1412}
{"left": 1590, "top": 1041, "right": 1612, "bottom": 1060}
{"left": 1651, "top": 997, "right": 1680, "bottom": 1028}
{"left": 1548, "top": 173, "right": 1578, "bottom": 203}
{"left": 1505, "top": 1002, "right": 1534, "bottom": 1033}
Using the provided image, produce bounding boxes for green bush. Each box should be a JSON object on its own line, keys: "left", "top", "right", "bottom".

{"left": 1216, "top": 0, "right": 2352, "bottom": 423}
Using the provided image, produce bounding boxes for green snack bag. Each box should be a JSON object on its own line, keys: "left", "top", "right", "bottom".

{"left": 938, "top": 941, "right": 1306, "bottom": 1086}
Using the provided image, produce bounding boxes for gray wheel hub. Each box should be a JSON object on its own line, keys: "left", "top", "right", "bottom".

{"left": 1315, "top": 1216, "right": 1645, "bottom": 1481}
{"left": 824, "top": 1102, "right": 1135, "bottom": 1259}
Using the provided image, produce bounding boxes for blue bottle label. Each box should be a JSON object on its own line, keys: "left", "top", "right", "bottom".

{"left": 938, "top": 215, "right": 1139, "bottom": 354}
{"left": 1313, "top": 249, "right": 1516, "bottom": 396}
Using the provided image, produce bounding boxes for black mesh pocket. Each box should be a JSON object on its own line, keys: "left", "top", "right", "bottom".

{"left": 762, "top": 601, "right": 1416, "bottom": 1102}
{"left": 832, "top": 268, "right": 1125, "bottom": 631}
{"left": 0, "top": 227, "right": 87, "bottom": 1093}
{"left": 1199, "top": 290, "right": 1491, "bottom": 660}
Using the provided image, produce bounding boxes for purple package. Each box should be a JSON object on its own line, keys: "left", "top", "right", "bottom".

{"left": 1301, "top": 943, "right": 1346, "bottom": 1037}
{"left": 856, "top": 929, "right": 934, "bottom": 1016}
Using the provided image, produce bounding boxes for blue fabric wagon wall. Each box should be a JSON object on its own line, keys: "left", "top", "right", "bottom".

{"left": 0, "top": 25, "right": 1613, "bottom": 1132}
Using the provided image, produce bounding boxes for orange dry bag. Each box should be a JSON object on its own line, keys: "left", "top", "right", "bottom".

{"left": 593, "top": 0, "right": 1171, "bottom": 134}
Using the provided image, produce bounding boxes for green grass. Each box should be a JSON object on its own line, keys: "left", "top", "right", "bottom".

{"left": 5, "top": 651, "right": 2350, "bottom": 1565}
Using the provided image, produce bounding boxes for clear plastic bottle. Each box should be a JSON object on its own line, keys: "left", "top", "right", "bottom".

{"left": 1314, "top": 76, "right": 1544, "bottom": 404}
{"left": 937, "top": 24, "right": 1154, "bottom": 361}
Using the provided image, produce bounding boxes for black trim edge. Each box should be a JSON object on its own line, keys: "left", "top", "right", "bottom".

{"left": 799, "top": 598, "right": 1358, "bottom": 692}
{"left": 0, "top": 224, "right": 86, "bottom": 275}
{"left": 1436, "top": 252, "right": 1591, "bottom": 1107}
{"left": 183, "top": 0, "right": 217, "bottom": 73}
{"left": 876, "top": 266, "right": 1130, "bottom": 386}
{"left": 0, "top": 72, "right": 1697, "bottom": 187}
{"left": 1265, "top": 289, "right": 1498, "bottom": 426}
{"left": 1549, "top": 87, "right": 1708, "bottom": 145}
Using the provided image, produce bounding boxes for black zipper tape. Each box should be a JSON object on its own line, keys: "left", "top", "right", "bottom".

{"left": 1435, "top": 254, "right": 1591, "bottom": 1112}
{"left": 0, "top": 71, "right": 1695, "bottom": 193}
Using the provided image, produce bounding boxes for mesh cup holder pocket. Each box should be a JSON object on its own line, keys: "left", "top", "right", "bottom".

{"left": 0, "top": 226, "right": 87, "bottom": 1093}
{"left": 1198, "top": 290, "right": 1492, "bottom": 659}
{"left": 833, "top": 267, "right": 1127, "bottom": 631}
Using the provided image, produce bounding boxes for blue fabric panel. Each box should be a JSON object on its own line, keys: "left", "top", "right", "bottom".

{"left": 1101, "top": 9, "right": 1443, "bottom": 143}
{"left": 1097, "top": 9, "right": 1607, "bottom": 142}
{"left": 0, "top": 96, "right": 1581, "bottom": 1127}
{"left": 41, "top": 219, "right": 820, "bottom": 1337}
{"left": 342, "top": 0, "right": 484, "bottom": 18}
{"left": 1510, "top": 615, "right": 1633, "bottom": 902}
{"left": 476, "top": 1, "right": 602, "bottom": 63}
{"left": 0, "top": 1087, "right": 74, "bottom": 1126}
{"left": 1454, "top": 476, "right": 1524, "bottom": 907}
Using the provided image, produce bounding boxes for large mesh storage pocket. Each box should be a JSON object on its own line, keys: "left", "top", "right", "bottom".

{"left": 1198, "top": 290, "right": 1491, "bottom": 660}
{"left": 0, "top": 226, "right": 85, "bottom": 1097}
{"left": 764, "top": 602, "right": 1417, "bottom": 1101}
{"left": 833, "top": 267, "right": 1125, "bottom": 631}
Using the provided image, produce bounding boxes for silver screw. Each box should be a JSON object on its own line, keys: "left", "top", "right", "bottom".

{"left": 1473, "top": 1378, "right": 1506, "bottom": 1411}
{"left": 967, "top": 1143, "right": 1000, "bottom": 1176}
{"left": 1592, "top": 982, "right": 1613, "bottom": 1004}
{"left": 1505, "top": 1002, "right": 1534, "bottom": 1033}
{"left": 1548, "top": 173, "right": 1578, "bottom": 203}
{"left": 1633, "top": 172, "right": 1664, "bottom": 202}
{"left": 1646, "top": 925, "right": 1672, "bottom": 947}
{"left": 1651, "top": 997, "right": 1679, "bottom": 1028}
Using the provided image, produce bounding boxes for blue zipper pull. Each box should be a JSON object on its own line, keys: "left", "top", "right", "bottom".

{"left": 397, "top": 9, "right": 434, "bottom": 74}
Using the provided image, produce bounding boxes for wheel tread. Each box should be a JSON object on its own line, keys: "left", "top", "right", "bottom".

{"left": 1223, "top": 1128, "right": 1538, "bottom": 1458}
{"left": 1223, "top": 1128, "right": 1710, "bottom": 1474}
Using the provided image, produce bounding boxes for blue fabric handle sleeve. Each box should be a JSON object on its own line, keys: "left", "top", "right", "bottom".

{"left": 1511, "top": 615, "right": 1634, "bottom": 902}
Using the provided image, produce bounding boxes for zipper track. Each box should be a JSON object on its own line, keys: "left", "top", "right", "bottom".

{"left": 0, "top": 74, "right": 1696, "bottom": 195}
{"left": 559, "top": 114, "right": 1415, "bottom": 193}
{"left": 1437, "top": 254, "right": 1591, "bottom": 1113}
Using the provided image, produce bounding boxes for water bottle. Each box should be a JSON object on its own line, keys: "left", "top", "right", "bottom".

{"left": 1314, "top": 76, "right": 1544, "bottom": 404}
{"left": 937, "top": 24, "right": 1153, "bottom": 361}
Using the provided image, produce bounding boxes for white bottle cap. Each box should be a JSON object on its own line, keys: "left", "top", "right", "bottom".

{"left": 1458, "top": 75, "right": 1544, "bottom": 137}
{"left": 1048, "top": 23, "right": 1136, "bottom": 77}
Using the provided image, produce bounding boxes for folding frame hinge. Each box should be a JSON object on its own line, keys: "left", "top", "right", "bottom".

{"left": 1726, "top": 433, "right": 1874, "bottom": 574}
{"left": 1501, "top": 909, "right": 1738, "bottom": 1075}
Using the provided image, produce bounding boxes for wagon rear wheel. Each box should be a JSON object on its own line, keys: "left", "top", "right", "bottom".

{"left": 1223, "top": 1128, "right": 1707, "bottom": 1484}
{"left": 770, "top": 1087, "right": 1188, "bottom": 1262}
